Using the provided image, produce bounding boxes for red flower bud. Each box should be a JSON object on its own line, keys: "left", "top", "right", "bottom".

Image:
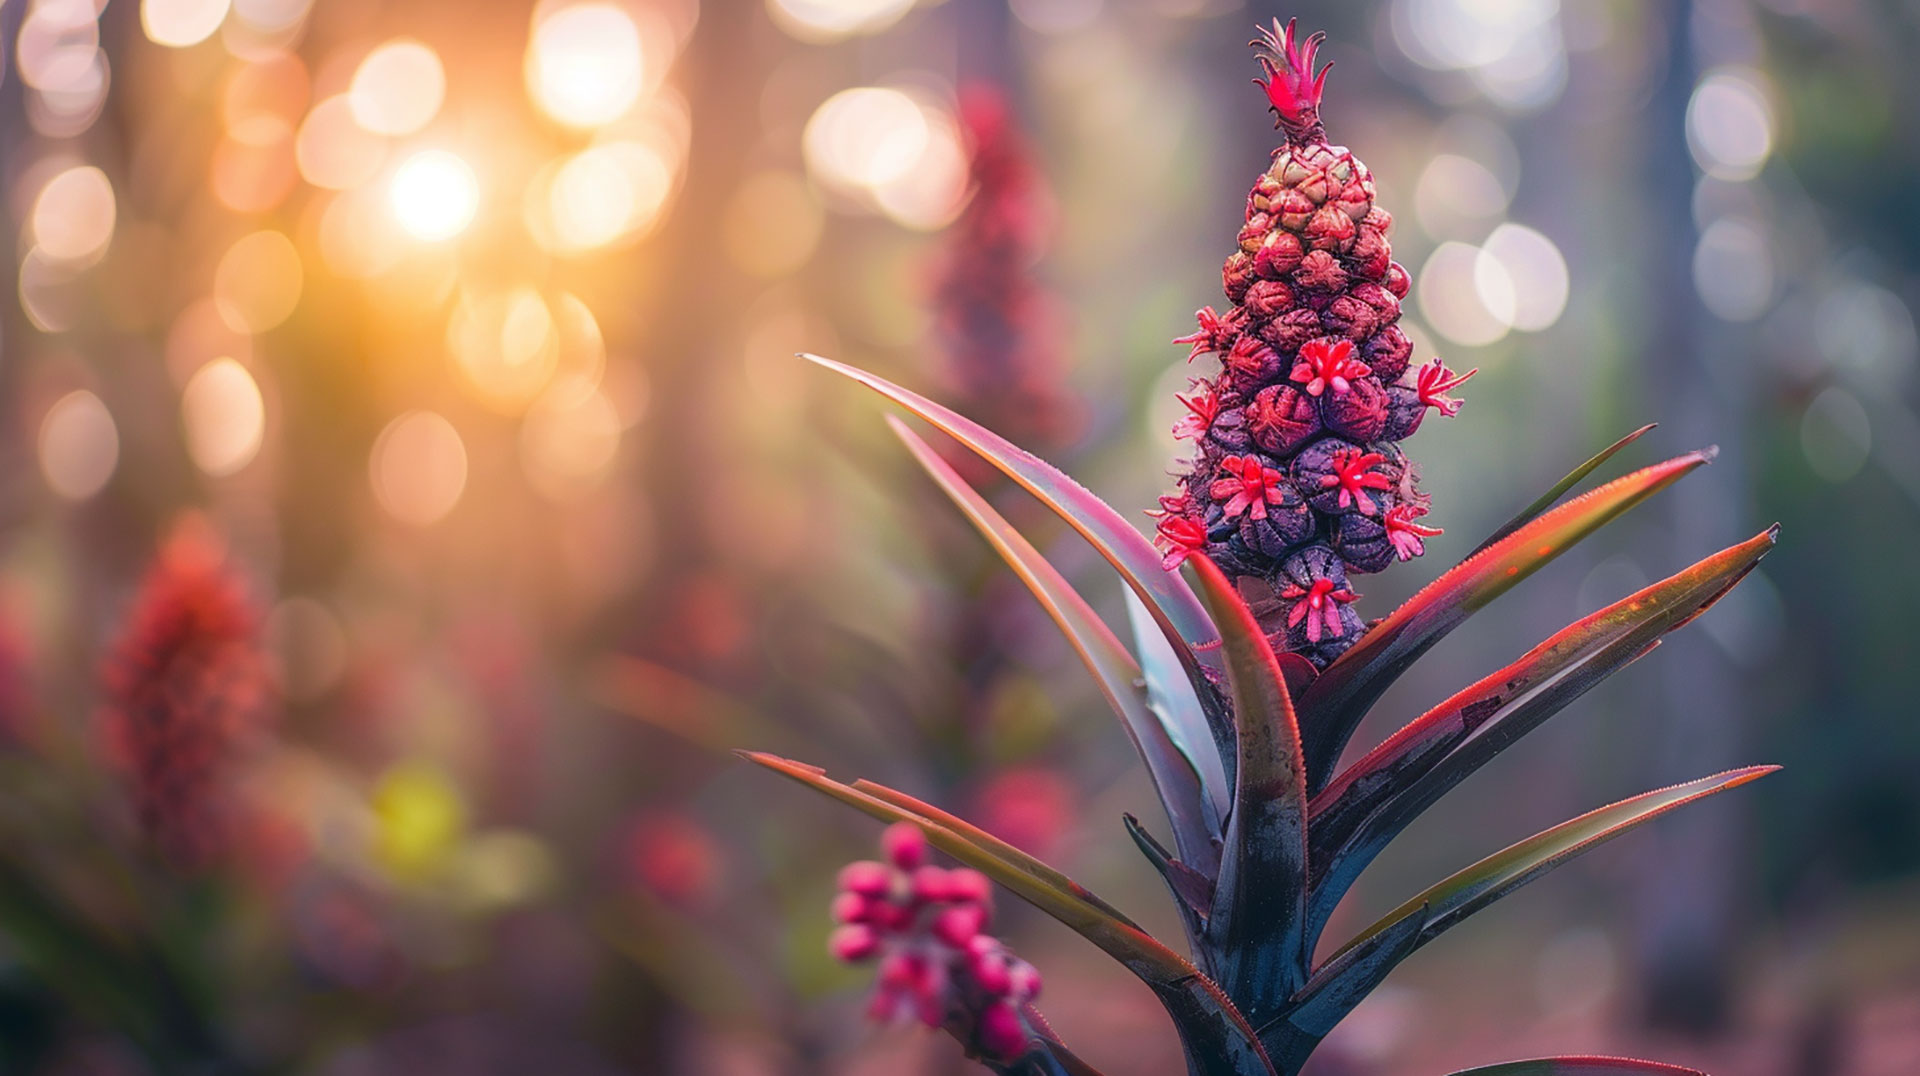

{"left": 976, "top": 1000, "right": 1028, "bottom": 1061}
{"left": 838, "top": 860, "right": 891, "bottom": 898}
{"left": 881, "top": 821, "right": 927, "bottom": 870}
{"left": 830, "top": 924, "right": 881, "bottom": 962}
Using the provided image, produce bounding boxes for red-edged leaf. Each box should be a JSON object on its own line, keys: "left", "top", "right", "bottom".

{"left": 1442, "top": 1058, "right": 1704, "bottom": 1076}
{"left": 1470, "top": 425, "right": 1657, "bottom": 556}
{"left": 890, "top": 418, "right": 1220, "bottom": 875}
{"left": 804, "top": 353, "right": 1230, "bottom": 741}
{"left": 1188, "top": 555, "right": 1310, "bottom": 1014}
{"left": 741, "top": 752, "right": 1277, "bottom": 1076}
{"left": 1303, "top": 526, "right": 1779, "bottom": 940}
{"left": 1323, "top": 767, "right": 1777, "bottom": 970}
{"left": 1298, "top": 449, "right": 1716, "bottom": 792}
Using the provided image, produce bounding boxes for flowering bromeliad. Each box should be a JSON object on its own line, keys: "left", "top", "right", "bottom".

{"left": 762, "top": 19, "right": 1780, "bottom": 1076}
{"left": 1156, "top": 21, "right": 1477, "bottom": 667}
{"left": 830, "top": 823, "right": 1047, "bottom": 1066}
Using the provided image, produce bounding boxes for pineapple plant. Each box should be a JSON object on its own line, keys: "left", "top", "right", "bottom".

{"left": 748, "top": 20, "right": 1778, "bottom": 1076}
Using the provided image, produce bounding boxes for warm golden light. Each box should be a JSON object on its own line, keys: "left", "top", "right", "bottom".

{"left": 804, "top": 87, "right": 926, "bottom": 195}
{"left": 542, "top": 141, "right": 673, "bottom": 253}
{"left": 296, "top": 94, "right": 387, "bottom": 190}
{"left": 141, "top": 0, "right": 231, "bottom": 48}
{"left": 211, "top": 118, "right": 297, "bottom": 213}
{"left": 317, "top": 189, "right": 405, "bottom": 279}
{"left": 214, "top": 230, "right": 304, "bottom": 332}
{"left": 181, "top": 358, "right": 266, "bottom": 476}
{"left": 389, "top": 149, "right": 480, "bottom": 242}
{"left": 166, "top": 298, "right": 254, "bottom": 385}
{"left": 448, "top": 287, "right": 560, "bottom": 411}
{"left": 223, "top": 52, "right": 309, "bottom": 130}
{"left": 526, "top": 3, "right": 644, "bottom": 128}
{"left": 722, "top": 170, "right": 823, "bottom": 278}
{"left": 38, "top": 389, "right": 120, "bottom": 501}
{"left": 521, "top": 381, "right": 622, "bottom": 498}
{"left": 370, "top": 411, "right": 468, "bottom": 526}
{"left": 767, "top": 0, "right": 915, "bottom": 43}
{"left": 349, "top": 39, "right": 446, "bottom": 136}
{"left": 30, "top": 165, "right": 116, "bottom": 266}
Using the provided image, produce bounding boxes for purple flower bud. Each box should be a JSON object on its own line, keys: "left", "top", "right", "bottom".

{"left": 1321, "top": 377, "right": 1390, "bottom": 443}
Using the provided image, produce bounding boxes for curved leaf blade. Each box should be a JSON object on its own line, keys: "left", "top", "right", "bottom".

{"left": 1325, "top": 767, "right": 1778, "bottom": 970}
{"left": 890, "top": 418, "right": 1219, "bottom": 873}
{"left": 1443, "top": 1058, "right": 1704, "bottom": 1076}
{"left": 1470, "top": 425, "right": 1657, "bottom": 557}
{"left": 1189, "top": 555, "right": 1310, "bottom": 1014}
{"left": 1299, "top": 449, "right": 1716, "bottom": 792}
{"left": 1304, "top": 527, "right": 1779, "bottom": 937}
{"left": 1126, "top": 587, "right": 1231, "bottom": 826}
{"left": 803, "top": 353, "right": 1229, "bottom": 728}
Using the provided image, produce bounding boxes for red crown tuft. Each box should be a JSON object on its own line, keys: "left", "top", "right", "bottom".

{"left": 1252, "top": 18, "right": 1331, "bottom": 143}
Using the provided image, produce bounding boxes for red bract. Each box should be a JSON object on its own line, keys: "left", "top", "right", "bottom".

{"left": 99, "top": 523, "right": 269, "bottom": 870}
{"left": 830, "top": 823, "right": 1043, "bottom": 1063}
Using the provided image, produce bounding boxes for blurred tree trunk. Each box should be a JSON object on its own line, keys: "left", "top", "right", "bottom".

{"left": 1629, "top": 0, "right": 1755, "bottom": 1036}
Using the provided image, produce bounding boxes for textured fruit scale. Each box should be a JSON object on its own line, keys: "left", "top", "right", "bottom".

{"left": 1156, "top": 20, "right": 1473, "bottom": 668}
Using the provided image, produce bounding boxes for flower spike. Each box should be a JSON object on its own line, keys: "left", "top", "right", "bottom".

{"left": 1252, "top": 18, "right": 1331, "bottom": 144}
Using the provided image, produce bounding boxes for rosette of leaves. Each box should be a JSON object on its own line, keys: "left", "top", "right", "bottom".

{"left": 745, "top": 22, "right": 1779, "bottom": 1076}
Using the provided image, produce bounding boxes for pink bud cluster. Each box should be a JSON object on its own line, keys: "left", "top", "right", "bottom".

{"left": 829, "top": 823, "right": 1042, "bottom": 1062}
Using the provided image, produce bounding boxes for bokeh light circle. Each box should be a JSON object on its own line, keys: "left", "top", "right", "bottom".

{"left": 181, "top": 358, "right": 266, "bottom": 476}
{"left": 38, "top": 389, "right": 119, "bottom": 501}
{"left": 370, "top": 411, "right": 468, "bottom": 526}
{"left": 390, "top": 150, "right": 480, "bottom": 241}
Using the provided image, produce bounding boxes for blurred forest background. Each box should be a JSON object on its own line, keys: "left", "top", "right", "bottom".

{"left": 1, "top": 0, "right": 1917, "bottom": 1073}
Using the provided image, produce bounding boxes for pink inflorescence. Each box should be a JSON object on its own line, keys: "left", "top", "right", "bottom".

{"left": 1154, "top": 20, "right": 1479, "bottom": 667}
{"left": 99, "top": 524, "right": 270, "bottom": 869}
{"left": 933, "top": 85, "right": 1072, "bottom": 450}
{"left": 829, "top": 822, "right": 1042, "bottom": 1062}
